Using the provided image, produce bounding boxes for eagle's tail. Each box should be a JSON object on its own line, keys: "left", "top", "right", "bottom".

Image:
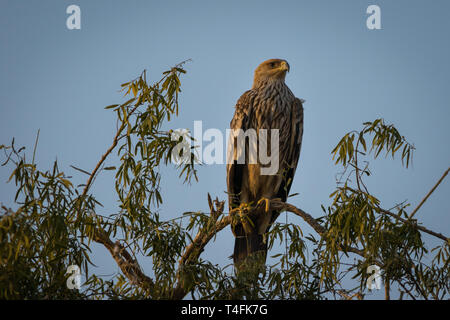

{"left": 233, "top": 225, "right": 267, "bottom": 268}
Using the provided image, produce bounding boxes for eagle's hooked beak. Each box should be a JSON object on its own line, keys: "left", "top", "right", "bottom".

{"left": 280, "top": 61, "right": 290, "bottom": 73}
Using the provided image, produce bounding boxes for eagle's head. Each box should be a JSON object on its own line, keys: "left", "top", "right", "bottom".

{"left": 253, "top": 58, "right": 290, "bottom": 88}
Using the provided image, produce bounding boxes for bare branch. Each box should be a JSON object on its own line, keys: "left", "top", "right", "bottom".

{"left": 269, "top": 200, "right": 373, "bottom": 260}
{"left": 409, "top": 167, "right": 450, "bottom": 219}
{"left": 178, "top": 196, "right": 228, "bottom": 267}
{"left": 80, "top": 104, "right": 139, "bottom": 198}
{"left": 271, "top": 201, "right": 326, "bottom": 235}
{"left": 173, "top": 194, "right": 229, "bottom": 299}
{"left": 93, "top": 228, "right": 154, "bottom": 292}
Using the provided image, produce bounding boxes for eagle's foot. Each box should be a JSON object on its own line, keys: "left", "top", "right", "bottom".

{"left": 257, "top": 197, "right": 271, "bottom": 213}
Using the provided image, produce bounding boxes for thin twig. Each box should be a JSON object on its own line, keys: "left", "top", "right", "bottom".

{"left": 379, "top": 208, "right": 448, "bottom": 241}
{"left": 77, "top": 102, "right": 146, "bottom": 291}
{"left": 398, "top": 281, "right": 416, "bottom": 300}
{"left": 409, "top": 167, "right": 450, "bottom": 219}
{"left": 32, "top": 129, "right": 40, "bottom": 165}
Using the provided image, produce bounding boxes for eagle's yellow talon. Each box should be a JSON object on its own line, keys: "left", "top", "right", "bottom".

{"left": 257, "top": 197, "right": 270, "bottom": 212}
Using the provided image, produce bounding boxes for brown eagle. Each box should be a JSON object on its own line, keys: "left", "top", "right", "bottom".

{"left": 226, "top": 58, "right": 304, "bottom": 266}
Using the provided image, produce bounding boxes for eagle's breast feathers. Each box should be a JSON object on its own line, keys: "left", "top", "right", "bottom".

{"left": 226, "top": 59, "right": 304, "bottom": 265}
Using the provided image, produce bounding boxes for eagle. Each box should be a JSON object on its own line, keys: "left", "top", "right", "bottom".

{"left": 226, "top": 58, "right": 304, "bottom": 267}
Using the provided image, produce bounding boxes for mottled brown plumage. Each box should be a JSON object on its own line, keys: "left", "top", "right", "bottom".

{"left": 227, "top": 59, "right": 304, "bottom": 266}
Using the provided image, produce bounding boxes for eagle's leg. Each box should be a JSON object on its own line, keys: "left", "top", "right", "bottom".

{"left": 233, "top": 197, "right": 272, "bottom": 269}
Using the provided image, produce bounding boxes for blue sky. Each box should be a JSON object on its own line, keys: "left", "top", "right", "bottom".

{"left": 1, "top": 0, "right": 449, "bottom": 299}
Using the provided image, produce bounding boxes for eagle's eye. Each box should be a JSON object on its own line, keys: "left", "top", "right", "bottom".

{"left": 270, "top": 62, "right": 277, "bottom": 68}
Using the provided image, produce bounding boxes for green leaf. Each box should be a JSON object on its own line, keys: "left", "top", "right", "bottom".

{"left": 60, "top": 178, "right": 73, "bottom": 188}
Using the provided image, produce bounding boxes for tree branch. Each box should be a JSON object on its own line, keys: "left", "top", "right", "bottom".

{"left": 378, "top": 208, "right": 448, "bottom": 241}
{"left": 77, "top": 103, "right": 152, "bottom": 293}
{"left": 385, "top": 278, "right": 390, "bottom": 300}
{"left": 173, "top": 194, "right": 229, "bottom": 299}
{"left": 172, "top": 197, "right": 376, "bottom": 299}
{"left": 89, "top": 191, "right": 447, "bottom": 299}
{"left": 269, "top": 200, "right": 373, "bottom": 260}
{"left": 86, "top": 180, "right": 447, "bottom": 300}
{"left": 93, "top": 228, "right": 154, "bottom": 292}
{"left": 409, "top": 167, "right": 450, "bottom": 219}
{"left": 80, "top": 104, "right": 140, "bottom": 198}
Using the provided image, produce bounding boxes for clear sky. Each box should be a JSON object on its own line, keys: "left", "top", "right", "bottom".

{"left": 1, "top": 0, "right": 449, "bottom": 299}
